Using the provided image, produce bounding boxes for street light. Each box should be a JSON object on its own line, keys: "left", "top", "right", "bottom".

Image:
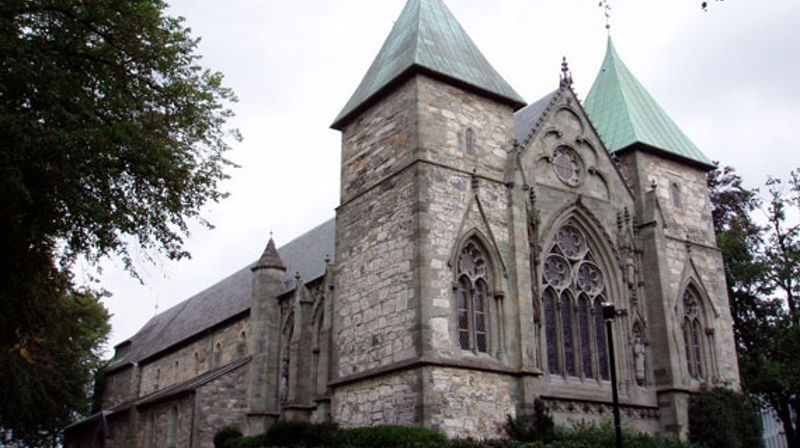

{"left": 602, "top": 302, "right": 623, "bottom": 448}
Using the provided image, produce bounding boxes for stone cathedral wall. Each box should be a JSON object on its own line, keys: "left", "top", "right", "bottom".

{"left": 333, "top": 370, "right": 421, "bottom": 428}
{"left": 138, "top": 318, "right": 250, "bottom": 395}
{"left": 425, "top": 367, "right": 517, "bottom": 439}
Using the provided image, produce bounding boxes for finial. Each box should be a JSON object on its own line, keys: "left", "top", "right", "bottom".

{"left": 599, "top": 1, "right": 612, "bottom": 35}
{"left": 269, "top": 230, "right": 274, "bottom": 239}
{"left": 471, "top": 168, "right": 479, "bottom": 191}
{"left": 560, "top": 56, "right": 573, "bottom": 87}
{"left": 325, "top": 254, "right": 331, "bottom": 264}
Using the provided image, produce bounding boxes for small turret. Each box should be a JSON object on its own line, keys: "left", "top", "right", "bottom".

{"left": 247, "top": 235, "right": 286, "bottom": 434}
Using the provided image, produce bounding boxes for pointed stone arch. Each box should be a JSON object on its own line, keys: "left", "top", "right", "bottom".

{"left": 674, "top": 257, "right": 719, "bottom": 320}
{"left": 538, "top": 203, "right": 621, "bottom": 380}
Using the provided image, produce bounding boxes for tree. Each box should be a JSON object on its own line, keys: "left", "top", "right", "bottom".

{"left": 0, "top": 0, "right": 238, "bottom": 445}
{"left": 709, "top": 165, "right": 800, "bottom": 448}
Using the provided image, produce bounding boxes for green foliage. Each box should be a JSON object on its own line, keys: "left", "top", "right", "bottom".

{"left": 225, "top": 434, "right": 266, "bottom": 448}
{"left": 264, "top": 421, "right": 337, "bottom": 447}
{"left": 505, "top": 399, "right": 556, "bottom": 444}
{"left": 708, "top": 165, "right": 800, "bottom": 448}
{"left": 0, "top": 279, "right": 110, "bottom": 447}
{"left": 218, "top": 422, "right": 710, "bottom": 448}
{"left": 556, "top": 424, "right": 702, "bottom": 448}
{"left": 334, "top": 425, "right": 449, "bottom": 448}
{"left": 688, "top": 387, "right": 763, "bottom": 448}
{"left": 0, "top": 0, "right": 237, "bottom": 444}
{"left": 214, "top": 426, "right": 243, "bottom": 448}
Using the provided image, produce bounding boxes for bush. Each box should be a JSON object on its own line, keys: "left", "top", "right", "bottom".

{"left": 688, "top": 387, "right": 763, "bottom": 448}
{"left": 334, "top": 425, "right": 449, "bottom": 447}
{"left": 214, "top": 427, "right": 243, "bottom": 448}
{"left": 557, "top": 424, "right": 702, "bottom": 448}
{"left": 264, "top": 420, "right": 338, "bottom": 447}
{"left": 224, "top": 434, "right": 266, "bottom": 448}
{"left": 505, "top": 399, "right": 556, "bottom": 444}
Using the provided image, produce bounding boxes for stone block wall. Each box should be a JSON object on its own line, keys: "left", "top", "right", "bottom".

{"left": 544, "top": 398, "right": 660, "bottom": 435}
{"left": 340, "top": 77, "right": 418, "bottom": 203}
{"left": 334, "top": 165, "right": 419, "bottom": 377}
{"left": 425, "top": 367, "right": 517, "bottom": 438}
{"left": 137, "top": 396, "right": 194, "bottom": 448}
{"left": 138, "top": 318, "right": 250, "bottom": 395}
{"left": 333, "top": 370, "right": 421, "bottom": 427}
{"left": 416, "top": 76, "right": 515, "bottom": 180}
{"left": 103, "top": 365, "right": 135, "bottom": 408}
{"left": 637, "top": 154, "right": 715, "bottom": 246}
{"left": 195, "top": 363, "right": 251, "bottom": 448}
{"left": 421, "top": 163, "right": 514, "bottom": 361}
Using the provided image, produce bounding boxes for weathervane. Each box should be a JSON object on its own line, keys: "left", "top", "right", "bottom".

{"left": 599, "top": 0, "right": 612, "bottom": 34}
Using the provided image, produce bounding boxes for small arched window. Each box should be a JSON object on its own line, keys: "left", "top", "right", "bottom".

{"left": 455, "top": 239, "right": 491, "bottom": 353}
{"left": 542, "top": 223, "right": 610, "bottom": 380}
{"left": 465, "top": 128, "right": 475, "bottom": 155}
{"left": 154, "top": 369, "right": 161, "bottom": 391}
{"left": 683, "top": 288, "right": 706, "bottom": 379}
{"left": 671, "top": 182, "right": 681, "bottom": 209}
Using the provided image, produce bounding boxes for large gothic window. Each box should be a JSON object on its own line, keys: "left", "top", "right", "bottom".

{"left": 456, "top": 240, "right": 491, "bottom": 353}
{"left": 542, "top": 223, "right": 610, "bottom": 379}
{"left": 683, "top": 287, "right": 706, "bottom": 380}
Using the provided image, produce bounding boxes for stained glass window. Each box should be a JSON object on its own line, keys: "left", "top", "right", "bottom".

{"left": 578, "top": 297, "right": 593, "bottom": 378}
{"left": 682, "top": 288, "right": 706, "bottom": 380}
{"left": 595, "top": 298, "right": 609, "bottom": 380}
{"left": 544, "top": 289, "right": 559, "bottom": 373}
{"left": 542, "top": 222, "right": 611, "bottom": 381}
{"left": 455, "top": 239, "right": 492, "bottom": 353}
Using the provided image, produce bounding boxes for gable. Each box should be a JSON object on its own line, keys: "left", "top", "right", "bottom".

{"left": 515, "top": 86, "right": 634, "bottom": 205}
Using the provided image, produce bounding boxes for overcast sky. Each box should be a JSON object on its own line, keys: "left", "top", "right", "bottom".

{"left": 90, "top": 0, "right": 800, "bottom": 355}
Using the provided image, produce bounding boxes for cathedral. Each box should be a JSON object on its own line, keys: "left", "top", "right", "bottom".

{"left": 65, "top": 0, "right": 740, "bottom": 446}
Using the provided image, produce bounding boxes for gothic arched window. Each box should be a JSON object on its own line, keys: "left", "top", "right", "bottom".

{"left": 542, "top": 223, "right": 610, "bottom": 379}
{"left": 456, "top": 239, "right": 491, "bottom": 353}
{"left": 683, "top": 287, "right": 706, "bottom": 379}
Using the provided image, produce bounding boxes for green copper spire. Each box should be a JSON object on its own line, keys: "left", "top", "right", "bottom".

{"left": 584, "top": 38, "right": 713, "bottom": 168}
{"left": 331, "top": 0, "right": 525, "bottom": 129}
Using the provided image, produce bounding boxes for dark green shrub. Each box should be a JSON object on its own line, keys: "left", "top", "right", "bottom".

{"left": 450, "top": 438, "right": 531, "bottom": 448}
{"left": 264, "top": 420, "right": 338, "bottom": 447}
{"left": 225, "top": 434, "right": 266, "bottom": 448}
{"left": 334, "top": 425, "right": 449, "bottom": 447}
{"left": 557, "top": 423, "right": 703, "bottom": 448}
{"left": 214, "top": 426, "right": 243, "bottom": 448}
{"left": 505, "top": 399, "right": 556, "bottom": 443}
{"left": 689, "top": 387, "right": 763, "bottom": 448}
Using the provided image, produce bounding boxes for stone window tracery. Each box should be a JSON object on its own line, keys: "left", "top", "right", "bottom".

{"left": 455, "top": 239, "right": 491, "bottom": 353}
{"left": 683, "top": 287, "right": 706, "bottom": 380}
{"left": 542, "top": 223, "right": 610, "bottom": 380}
{"left": 552, "top": 146, "right": 584, "bottom": 187}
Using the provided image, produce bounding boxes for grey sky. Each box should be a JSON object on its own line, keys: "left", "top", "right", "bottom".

{"left": 93, "top": 0, "right": 800, "bottom": 355}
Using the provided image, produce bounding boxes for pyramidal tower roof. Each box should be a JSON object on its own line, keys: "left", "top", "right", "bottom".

{"left": 252, "top": 237, "right": 286, "bottom": 271}
{"left": 584, "top": 38, "right": 713, "bottom": 168}
{"left": 331, "top": 0, "right": 525, "bottom": 129}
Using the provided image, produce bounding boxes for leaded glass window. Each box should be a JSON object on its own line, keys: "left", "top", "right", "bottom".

{"left": 683, "top": 288, "right": 706, "bottom": 380}
{"left": 455, "top": 239, "right": 491, "bottom": 353}
{"left": 541, "top": 223, "right": 611, "bottom": 380}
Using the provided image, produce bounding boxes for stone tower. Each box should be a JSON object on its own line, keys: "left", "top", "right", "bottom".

{"left": 584, "top": 38, "right": 740, "bottom": 437}
{"left": 247, "top": 237, "right": 286, "bottom": 434}
{"left": 330, "top": 0, "right": 526, "bottom": 433}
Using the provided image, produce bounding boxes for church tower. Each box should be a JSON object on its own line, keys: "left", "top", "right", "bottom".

{"left": 584, "top": 38, "right": 740, "bottom": 438}
{"left": 330, "top": 0, "right": 526, "bottom": 435}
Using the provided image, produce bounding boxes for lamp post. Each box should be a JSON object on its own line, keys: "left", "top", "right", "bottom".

{"left": 602, "top": 302, "right": 623, "bottom": 448}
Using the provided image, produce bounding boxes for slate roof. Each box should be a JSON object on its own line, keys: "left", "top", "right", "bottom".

{"left": 514, "top": 89, "right": 561, "bottom": 145}
{"left": 107, "top": 218, "right": 335, "bottom": 372}
{"left": 331, "top": 0, "right": 525, "bottom": 129}
{"left": 583, "top": 38, "right": 713, "bottom": 168}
